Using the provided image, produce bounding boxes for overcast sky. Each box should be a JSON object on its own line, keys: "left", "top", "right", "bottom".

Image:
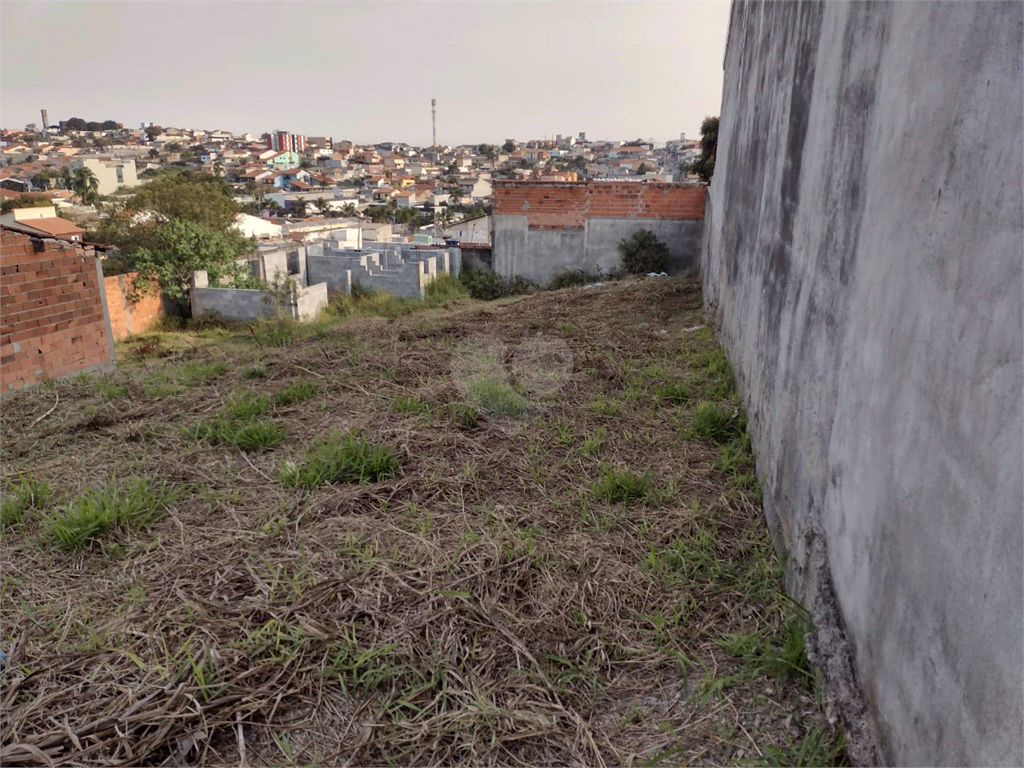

{"left": 1, "top": 0, "right": 730, "bottom": 146}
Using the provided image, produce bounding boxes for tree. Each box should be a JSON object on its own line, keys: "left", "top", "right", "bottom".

{"left": 502, "top": 140, "right": 516, "bottom": 153}
{"left": 127, "top": 170, "right": 240, "bottom": 232}
{"left": 314, "top": 196, "right": 330, "bottom": 216}
{"left": 636, "top": 162, "right": 649, "bottom": 176}
{"left": 448, "top": 186, "right": 464, "bottom": 206}
{"left": 31, "top": 170, "right": 55, "bottom": 190}
{"left": 477, "top": 144, "right": 498, "bottom": 162}
{"left": 72, "top": 167, "right": 100, "bottom": 205}
{"left": 690, "top": 116, "right": 719, "bottom": 184}
{"left": 145, "top": 125, "right": 163, "bottom": 141}
{"left": 129, "top": 219, "right": 259, "bottom": 307}
{"left": 341, "top": 203, "right": 359, "bottom": 219}
{"left": 618, "top": 229, "right": 669, "bottom": 274}
{"left": 1, "top": 195, "right": 52, "bottom": 214}
{"left": 292, "top": 198, "right": 307, "bottom": 218}
{"left": 148, "top": 147, "right": 160, "bottom": 159}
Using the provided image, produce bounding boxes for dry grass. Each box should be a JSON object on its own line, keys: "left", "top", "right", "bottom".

{"left": 0, "top": 275, "right": 845, "bottom": 767}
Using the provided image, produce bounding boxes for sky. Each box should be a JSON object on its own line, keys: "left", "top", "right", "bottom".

{"left": 1, "top": 0, "right": 731, "bottom": 147}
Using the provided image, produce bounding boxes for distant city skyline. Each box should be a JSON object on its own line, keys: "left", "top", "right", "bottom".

{"left": 1, "top": 1, "right": 730, "bottom": 146}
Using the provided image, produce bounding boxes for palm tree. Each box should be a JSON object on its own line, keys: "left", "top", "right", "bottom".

{"left": 341, "top": 203, "right": 359, "bottom": 219}
{"left": 315, "top": 197, "right": 330, "bottom": 216}
{"left": 72, "top": 167, "right": 100, "bottom": 205}
{"left": 448, "top": 186, "right": 464, "bottom": 207}
{"left": 292, "top": 198, "right": 307, "bottom": 218}
{"left": 59, "top": 166, "right": 73, "bottom": 190}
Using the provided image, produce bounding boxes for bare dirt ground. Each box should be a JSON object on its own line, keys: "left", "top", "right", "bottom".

{"left": 0, "top": 275, "right": 847, "bottom": 767}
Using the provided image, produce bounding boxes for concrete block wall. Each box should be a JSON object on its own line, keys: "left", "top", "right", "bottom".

{"left": 191, "top": 270, "right": 329, "bottom": 322}
{"left": 703, "top": 2, "right": 1022, "bottom": 765}
{"left": 102, "top": 272, "right": 163, "bottom": 341}
{"left": 1, "top": 230, "right": 116, "bottom": 391}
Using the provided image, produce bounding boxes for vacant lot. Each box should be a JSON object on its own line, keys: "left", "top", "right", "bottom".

{"left": 0, "top": 275, "right": 846, "bottom": 767}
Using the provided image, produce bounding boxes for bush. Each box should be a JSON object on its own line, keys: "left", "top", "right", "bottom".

{"left": 458, "top": 266, "right": 534, "bottom": 301}
{"left": 548, "top": 269, "right": 593, "bottom": 290}
{"left": 425, "top": 273, "right": 469, "bottom": 303}
{"left": 618, "top": 230, "right": 670, "bottom": 275}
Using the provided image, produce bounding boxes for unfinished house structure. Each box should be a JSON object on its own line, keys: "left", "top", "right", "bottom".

{"left": 190, "top": 241, "right": 461, "bottom": 321}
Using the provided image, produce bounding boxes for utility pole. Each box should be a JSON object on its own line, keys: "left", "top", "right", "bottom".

{"left": 431, "top": 98, "right": 437, "bottom": 148}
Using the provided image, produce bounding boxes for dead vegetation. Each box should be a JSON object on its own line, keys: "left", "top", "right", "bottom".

{"left": 0, "top": 275, "right": 847, "bottom": 767}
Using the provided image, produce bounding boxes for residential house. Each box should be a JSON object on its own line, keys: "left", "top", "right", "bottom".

{"left": 266, "top": 151, "right": 300, "bottom": 169}
{"left": 0, "top": 205, "right": 86, "bottom": 242}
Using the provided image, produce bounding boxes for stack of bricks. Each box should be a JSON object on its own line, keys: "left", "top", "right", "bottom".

{"left": 103, "top": 272, "right": 163, "bottom": 341}
{"left": 493, "top": 180, "right": 705, "bottom": 229}
{"left": 0, "top": 229, "right": 115, "bottom": 392}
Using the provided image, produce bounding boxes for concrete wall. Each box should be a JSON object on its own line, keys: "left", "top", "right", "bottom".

{"left": 703, "top": 2, "right": 1023, "bottom": 765}
{"left": 1, "top": 230, "right": 116, "bottom": 391}
{"left": 492, "top": 180, "right": 704, "bottom": 283}
{"left": 191, "top": 271, "right": 328, "bottom": 322}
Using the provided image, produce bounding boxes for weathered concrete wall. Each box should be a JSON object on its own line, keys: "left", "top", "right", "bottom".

{"left": 703, "top": 2, "right": 1023, "bottom": 765}
{"left": 190, "top": 271, "right": 328, "bottom": 322}
{"left": 492, "top": 181, "right": 705, "bottom": 283}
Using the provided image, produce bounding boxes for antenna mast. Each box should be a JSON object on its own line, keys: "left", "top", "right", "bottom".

{"left": 431, "top": 98, "right": 437, "bottom": 147}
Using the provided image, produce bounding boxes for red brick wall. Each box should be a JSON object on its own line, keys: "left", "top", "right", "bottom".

{"left": 1, "top": 230, "right": 115, "bottom": 392}
{"left": 103, "top": 272, "right": 163, "bottom": 341}
{"left": 492, "top": 181, "right": 705, "bottom": 229}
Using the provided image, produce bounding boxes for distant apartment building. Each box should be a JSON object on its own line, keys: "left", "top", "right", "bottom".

{"left": 67, "top": 157, "right": 140, "bottom": 195}
{"left": 265, "top": 131, "right": 308, "bottom": 154}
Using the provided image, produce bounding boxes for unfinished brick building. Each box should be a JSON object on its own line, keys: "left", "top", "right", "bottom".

{"left": 491, "top": 180, "right": 705, "bottom": 284}
{"left": 1, "top": 226, "right": 116, "bottom": 392}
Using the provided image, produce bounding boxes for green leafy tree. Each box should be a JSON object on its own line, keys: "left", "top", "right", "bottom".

{"left": 618, "top": 229, "right": 670, "bottom": 274}
{"left": 1, "top": 195, "right": 52, "bottom": 214}
{"left": 127, "top": 170, "right": 240, "bottom": 231}
{"left": 144, "top": 125, "right": 163, "bottom": 140}
{"left": 636, "top": 162, "right": 649, "bottom": 175}
{"left": 292, "top": 198, "right": 307, "bottom": 217}
{"left": 502, "top": 140, "right": 516, "bottom": 153}
{"left": 129, "top": 220, "right": 259, "bottom": 305}
{"left": 690, "top": 116, "right": 719, "bottom": 184}
{"left": 314, "top": 196, "right": 330, "bottom": 216}
{"left": 341, "top": 203, "right": 359, "bottom": 218}
{"left": 72, "top": 167, "right": 100, "bottom": 205}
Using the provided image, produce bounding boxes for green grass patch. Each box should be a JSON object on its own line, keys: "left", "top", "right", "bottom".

{"left": 1, "top": 474, "right": 53, "bottom": 528}
{"left": 273, "top": 380, "right": 319, "bottom": 407}
{"left": 225, "top": 389, "right": 270, "bottom": 420}
{"left": 591, "top": 468, "right": 651, "bottom": 504}
{"left": 717, "top": 610, "right": 814, "bottom": 684}
{"left": 242, "top": 364, "right": 268, "bottom": 380}
{"left": 655, "top": 381, "right": 692, "bottom": 405}
{"left": 425, "top": 273, "right": 470, "bottom": 303}
{"left": 466, "top": 379, "right": 529, "bottom": 418}
{"left": 691, "top": 401, "right": 745, "bottom": 444}
{"left": 392, "top": 395, "right": 432, "bottom": 415}
{"left": 590, "top": 396, "right": 621, "bottom": 417}
{"left": 47, "top": 478, "right": 179, "bottom": 549}
{"left": 188, "top": 417, "right": 286, "bottom": 451}
{"left": 279, "top": 431, "right": 399, "bottom": 489}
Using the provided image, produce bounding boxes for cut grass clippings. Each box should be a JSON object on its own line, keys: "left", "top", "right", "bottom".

{"left": 0, "top": 274, "right": 849, "bottom": 768}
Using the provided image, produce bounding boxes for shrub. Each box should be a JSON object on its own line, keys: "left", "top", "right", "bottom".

{"left": 548, "top": 269, "right": 594, "bottom": 290}
{"left": 225, "top": 389, "right": 270, "bottom": 420}
{"left": 425, "top": 273, "right": 469, "bottom": 303}
{"left": 279, "top": 432, "right": 399, "bottom": 489}
{"left": 618, "top": 229, "right": 670, "bottom": 274}
{"left": 458, "top": 266, "right": 534, "bottom": 301}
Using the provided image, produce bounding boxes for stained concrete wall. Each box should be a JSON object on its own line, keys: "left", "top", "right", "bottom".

{"left": 191, "top": 271, "right": 328, "bottom": 322}
{"left": 703, "top": 2, "right": 1023, "bottom": 765}
{"left": 493, "top": 216, "right": 702, "bottom": 284}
